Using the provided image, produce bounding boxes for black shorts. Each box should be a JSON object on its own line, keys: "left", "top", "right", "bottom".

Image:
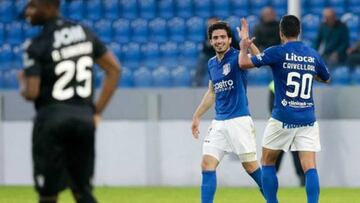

{"left": 32, "top": 104, "right": 95, "bottom": 196}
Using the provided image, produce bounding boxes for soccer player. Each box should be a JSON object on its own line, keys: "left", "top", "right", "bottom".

{"left": 18, "top": 0, "right": 121, "bottom": 203}
{"left": 191, "top": 21, "right": 263, "bottom": 203}
{"left": 238, "top": 15, "right": 331, "bottom": 203}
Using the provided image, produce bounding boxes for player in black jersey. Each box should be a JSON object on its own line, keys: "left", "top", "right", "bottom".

{"left": 17, "top": 0, "right": 121, "bottom": 203}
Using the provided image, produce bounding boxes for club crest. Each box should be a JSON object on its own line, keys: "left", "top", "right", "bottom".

{"left": 222, "top": 63, "right": 231, "bottom": 76}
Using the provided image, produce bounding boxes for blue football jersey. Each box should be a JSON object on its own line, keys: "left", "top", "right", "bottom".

{"left": 251, "top": 41, "right": 330, "bottom": 124}
{"left": 208, "top": 47, "right": 250, "bottom": 120}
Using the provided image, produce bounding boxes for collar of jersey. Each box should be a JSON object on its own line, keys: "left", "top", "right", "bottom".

{"left": 216, "top": 47, "right": 234, "bottom": 63}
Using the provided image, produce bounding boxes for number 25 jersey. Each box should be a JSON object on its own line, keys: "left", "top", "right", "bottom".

{"left": 251, "top": 41, "right": 330, "bottom": 124}
{"left": 23, "top": 17, "right": 107, "bottom": 111}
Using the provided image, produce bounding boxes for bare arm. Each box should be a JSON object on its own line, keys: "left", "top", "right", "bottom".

{"left": 191, "top": 81, "right": 215, "bottom": 139}
{"left": 18, "top": 71, "right": 40, "bottom": 101}
{"left": 95, "top": 51, "right": 121, "bottom": 115}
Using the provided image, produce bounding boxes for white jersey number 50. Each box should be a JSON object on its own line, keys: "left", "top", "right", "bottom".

{"left": 52, "top": 56, "right": 93, "bottom": 101}
{"left": 285, "top": 72, "right": 313, "bottom": 99}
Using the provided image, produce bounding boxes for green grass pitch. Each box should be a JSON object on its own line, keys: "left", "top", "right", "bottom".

{"left": 0, "top": 186, "right": 359, "bottom": 203}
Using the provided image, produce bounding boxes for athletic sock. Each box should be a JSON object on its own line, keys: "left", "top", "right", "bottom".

{"left": 305, "top": 168, "right": 320, "bottom": 203}
{"left": 201, "top": 170, "right": 217, "bottom": 203}
{"left": 262, "top": 165, "right": 279, "bottom": 203}
{"left": 248, "top": 167, "right": 264, "bottom": 196}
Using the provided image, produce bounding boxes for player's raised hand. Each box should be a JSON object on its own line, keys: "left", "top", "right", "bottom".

{"left": 191, "top": 117, "right": 200, "bottom": 139}
{"left": 236, "top": 18, "right": 249, "bottom": 40}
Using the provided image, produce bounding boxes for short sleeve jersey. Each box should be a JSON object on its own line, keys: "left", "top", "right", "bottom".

{"left": 208, "top": 47, "right": 250, "bottom": 120}
{"left": 251, "top": 41, "right": 330, "bottom": 124}
{"left": 23, "top": 17, "right": 107, "bottom": 111}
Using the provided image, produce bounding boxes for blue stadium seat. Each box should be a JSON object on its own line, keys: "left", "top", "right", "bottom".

{"left": 247, "top": 67, "right": 272, "bottom": 86}
{"left": 94, "top": 19, "right": 112, "bottom": 44}
{"left": 272, "top": 0, "right": 287, "bottom": 17}
{"left": 180, "top": 41, "right": 199, "bottom": 68}
{"left": 141, "top": 42, "right": 160, "bottom": 69}
{"left": 1, "top": 68, "right": 19, "bottom": 89}
{"left": 331, "top": 66, "right": 351, "bottom": 85}
{"left": 131, "top": 19, "right": 148, "bottom": 43}
{"left": 186, "top": 17, "right": 205, "bottom": 42}
{"left": 341, "top": 13, "right": 360, "bottom": 43}
{"left": 119, "top": 67, "right": 134, "bottom": 87}
{"left": 60, "top": 1, "right": 68, "bottom": 16}
{"left": 133, "top": 66, "right": 152, "bottom": 87}
{"left": 93, "top": 65, "right": 104, "bottom": 88}
{"left": 213, "top": 0, "right": 230, "bottom": 18}
{"left": 250, "top": 0, "right": 270, "bottom": 15}
{"left": 309, "top": 0, "right": 326, "bottom": 14}
{"left": 168, "top": 17, "right": 186, "bottom": 43}
{"left": 246, "top": 15, "right": 260, "bottom": 36}
{"left": 172, "top": 66, "right": 191, "bottom": 87}
{"left": 176, "top": 0, "right": 193, "bottom": 18}
{"left": 15, "top": 0, "right": 27, "bottom": 18}
{"left": 86, "top": 0, "right": 102, "bottom": 21}
{"left": 113, "top": 18, "right": 130, "bottom": 43}
{"left": 0, "top": 23, "right": 4, "bottom": 44}
{"left": 348, "top": 0, "right": 360, "bottom": 15}
{"left": 23, "top": 23, "right": 40, "bottom": 39}
{"left": 149, "top": 18, "right": 167, "bottom": 43}
{"left": 12, "top": 45, "right": 22, "bottom": 69}
{"left": 0, "top": 44, "right": 14, "bottom": 70}
{"left": 0, "top": 1, "right": 14, "bottom": 23}
{"left": 6, "top": 22, "right": 23, "bottom": 45}
{"left": 351, "top": 67, "right": 360, "bottom": 84}
{"left": 103, "top": 0, "right": 120, "bottom": 20}
{"left": 302, "top": 14, "right": 321, "bottom": 41}
{"left": 68, "top": 0, "right": 84, "bottom": 21}
{"left": 158, "top": 0, "right": 174, "bottom": 19}
{"left": 231, "top": 0, "right": 250, "bottom": 17}
{"left": 160, "top": 42, "right": 179, "bottom": 66}
{"left": 122, "top": 42, "right": 141, "bottom": 70}
{"left": 121, "top": 0, "right": 138, "bottom": 19}
{"left": 81, "top": 19, "right": 94, "bottom": 31}
{"left": 226, "top": 16, "right": 240, "bottom": 40}
{"left": 152, "top": 66, "right": 172, "bottom": 87}
{"left": 194, "top": 0, "right": 211, "bottom": 18}
{"left": 328, "top": 0, "right": 346, "bottom": 16}
{"left": 109, "top": 42, "right": 122, "bottom": 61}
{"left": 139, "top": 0, "right": 156, "bottom": 19}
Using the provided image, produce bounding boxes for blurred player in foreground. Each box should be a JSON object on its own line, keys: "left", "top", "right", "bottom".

{"left": 238, "top": 15, "right": 330, "bottom": 203}
{"left": 18, "top": 0, "right": 121, "bottom": 202}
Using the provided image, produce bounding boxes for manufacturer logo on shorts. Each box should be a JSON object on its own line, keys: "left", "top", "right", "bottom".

{"left": 222, "top": 63, "right": 231, "bottom": 76}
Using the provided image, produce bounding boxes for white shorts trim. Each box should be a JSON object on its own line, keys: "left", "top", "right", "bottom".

{"left": 202, "top": 116, "right": 257, "bottom": 162}
{"left": 262, "top": 118, "right": 321, "bottom": 152}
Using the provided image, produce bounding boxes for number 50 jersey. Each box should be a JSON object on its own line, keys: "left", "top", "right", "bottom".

{"left": 251, "top": 41, "right": 330, "bottom": 125}
{"left": 23, "top": 18, "right": 107, "bottom": 111}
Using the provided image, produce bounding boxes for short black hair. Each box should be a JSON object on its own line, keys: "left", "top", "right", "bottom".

{"left": 280, "top": 15, "right": 301, "bottom": 38}
{"left": 38, "top": 0, "right": 60, "bottom": 8}
{"left": 207, "top": 21, "right": 232, "bottom": 40}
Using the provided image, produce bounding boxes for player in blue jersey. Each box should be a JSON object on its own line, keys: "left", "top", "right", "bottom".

{"left": 238, "top": 15, "right": 331, "bottom": 203}
{"left": 191, "top": 21, "right": 264, "bottom": 203}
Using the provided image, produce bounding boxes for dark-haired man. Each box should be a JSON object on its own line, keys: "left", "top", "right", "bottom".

{"left": 191, "top": 20, "right": 263, "bottom": 203}
{"left": 239, "top": 15, "right": 330, "bottom": 203}
{"left": 18, "top": 0, "right": 121, "bottom": 202}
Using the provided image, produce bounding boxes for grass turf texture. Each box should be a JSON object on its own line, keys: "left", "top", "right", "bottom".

{"left": 0, "top": 186, "right": 359, "bottom": 203}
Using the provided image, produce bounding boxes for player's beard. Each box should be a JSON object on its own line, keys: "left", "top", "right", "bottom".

{"left": 215, "top": 43, "right": 229, "bottom": 54}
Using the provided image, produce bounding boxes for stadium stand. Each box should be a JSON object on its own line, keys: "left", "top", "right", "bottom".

{"left": 0, "top": 0, "right": 360, "bottom": 89}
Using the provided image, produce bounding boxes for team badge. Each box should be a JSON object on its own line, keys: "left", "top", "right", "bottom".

{"left": 222, "top": 63, "right": 231, "bottom": 76}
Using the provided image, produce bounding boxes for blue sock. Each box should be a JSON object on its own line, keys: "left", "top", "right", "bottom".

{"left": 262, "top": 165, "right": 279, "bottom": 203}
{"left": 305, "top": 168, "right": 320, "bottom": 203}
{"left": 248, "top": 168, "right": 264, "bottom": 196}
{"left": 201, "top": 170, "right": 217, "bottom": 203}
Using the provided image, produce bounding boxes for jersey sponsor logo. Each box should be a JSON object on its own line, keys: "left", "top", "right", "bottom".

{"left": 53, "top": 25, "right": 86, "bottom": 49}
{"left": 282, "top": 122, "right": 314, "bottom": 129}
{"left": 214, "top": 79, "right": 234, "bottom": 93}
{"left": 285, "top": 53, "right": 315, "bottom": 63}
{"left": 222, "top": 63, "right": 231, "bottom": 76}
{"left": 52, "top": 41, "right": 93, "bottom": 62}
{"left": 281, "top": 99, "right": 313, "bottom": 108}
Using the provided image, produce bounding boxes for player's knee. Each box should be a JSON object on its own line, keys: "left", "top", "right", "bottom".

{"left": 242, "top": 161, "right": 259, "bottom": 173}
{"left": 300, "top": 160, "right": 316, "bottom": 172}
{"left": 261, "top": 149, "right": 279, "bottom": 165}
{"left": 201, "top": 155, "right": 218, "bottom": 171}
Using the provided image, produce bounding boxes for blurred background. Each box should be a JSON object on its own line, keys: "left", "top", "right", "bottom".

{"left": 0, "top": 0, "right": 360, "bottom": 188}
